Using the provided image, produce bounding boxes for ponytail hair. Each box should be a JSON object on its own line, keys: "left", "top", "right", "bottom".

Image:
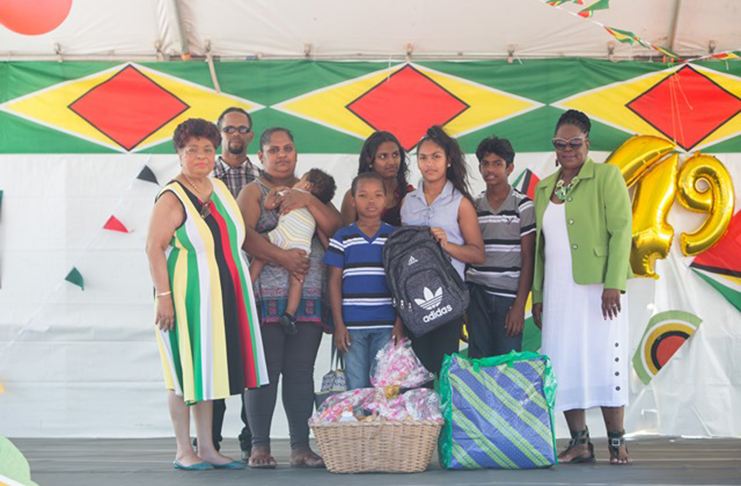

{"left": 418, "top": 125, "right": 473, "bottom": 201}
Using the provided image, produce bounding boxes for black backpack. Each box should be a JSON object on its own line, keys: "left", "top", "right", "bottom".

{"left": 383, "top": 226, "right": 469, "bottom": 337}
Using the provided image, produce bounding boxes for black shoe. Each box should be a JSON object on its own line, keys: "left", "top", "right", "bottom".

{"left": 278, "top": 312, "right": 298, "bottom": 335}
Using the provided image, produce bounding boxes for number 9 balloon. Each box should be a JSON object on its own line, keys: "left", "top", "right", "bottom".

{"left": 675, "top": 153, "right": 735, "bottom": 256}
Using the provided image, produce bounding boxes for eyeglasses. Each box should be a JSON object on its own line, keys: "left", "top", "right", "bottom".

{"left": 552, "top": 137, "right": 586, "bottom": 151}
{"left": 184, "top": 146, "right": 215, "bottom": 157}
{"left": 223, "top": 125, "right": 251, "bottom": 134}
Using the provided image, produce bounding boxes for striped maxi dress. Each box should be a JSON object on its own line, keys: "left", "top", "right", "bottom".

{"left": 155, "top": 178, "right": 268, "bottom": 405}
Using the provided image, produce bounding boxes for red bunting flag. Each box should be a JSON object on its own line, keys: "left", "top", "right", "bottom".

{"left": 103, "top": 215, "right": 129, "bottom": 233}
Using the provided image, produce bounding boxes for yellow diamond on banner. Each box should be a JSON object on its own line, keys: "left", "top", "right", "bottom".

{"left": 0, "top": 63, "right": 263, "bottom": 152}
{"left": 274, "top": 63, "right": 542, "bottom": 151}
{"left": 553, "top": 64, "right": 741, "bottom": 151}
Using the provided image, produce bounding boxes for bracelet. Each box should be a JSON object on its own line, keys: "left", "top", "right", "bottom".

{"left": 157, "top": 291, "right": 172, "bottom": 297}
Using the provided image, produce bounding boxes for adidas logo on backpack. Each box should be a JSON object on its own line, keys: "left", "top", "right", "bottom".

{"left": 383, "top": 226, "right": 469, "bottom": 337}
{"left": 415, "top": 287, "right": 443, "bottom": 309}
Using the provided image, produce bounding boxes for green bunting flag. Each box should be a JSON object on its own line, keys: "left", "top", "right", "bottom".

{"left": 65, "top": 267, "right": 84, "bottom": 290}
{"left": 651, "top": 44, "right": 680, "bottom": 60}
{"left": 578, "top": 0, "right": 610, "bottom": 17}
{"left": 604, "top": 26, "right": 637, "bottom": 45}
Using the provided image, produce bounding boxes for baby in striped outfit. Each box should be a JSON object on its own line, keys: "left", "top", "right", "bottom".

{"left": 249, "top": 168, "right": 336, "bottom": 335}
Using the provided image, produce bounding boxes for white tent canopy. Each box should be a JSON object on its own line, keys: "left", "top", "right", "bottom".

{"left": 1, "top": 0, "right": 739, "bottom": 61}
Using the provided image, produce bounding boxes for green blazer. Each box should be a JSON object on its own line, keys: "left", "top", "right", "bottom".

{"left": 532, "top": 158, "right": 633, "bottom": 304}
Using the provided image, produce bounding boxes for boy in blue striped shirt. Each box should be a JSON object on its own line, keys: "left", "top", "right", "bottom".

{"left": 324, "top": 173, "right": 404, "bottom": 389}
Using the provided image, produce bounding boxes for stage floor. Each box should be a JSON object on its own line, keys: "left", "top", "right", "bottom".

{"left": 11, "top": 437, "right": 741, "bottom": 486}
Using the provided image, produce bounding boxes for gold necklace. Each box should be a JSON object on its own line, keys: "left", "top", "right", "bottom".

{"left": 182, "top": 174, "right": 212, "bottom": 218}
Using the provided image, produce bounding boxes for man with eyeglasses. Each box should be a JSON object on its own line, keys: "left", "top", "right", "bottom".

{"left": 197, "top": 107, "right": 259, "bottom": 460}
{"left": 213, "top": 107, "right": 261, "bottom": 199}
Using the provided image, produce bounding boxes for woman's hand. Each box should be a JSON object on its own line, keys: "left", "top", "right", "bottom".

{"left": 278, "top": 248, "right": 310, "bottom": 277}
{"left": 430, "top": 227, "right": 449, "bottom": 251}
{"left": 602, "top": 288, "right": 622, "bottom": 320}
{"left": 156, "top": 296, "right": 175, "bottom": 331}
{"left": 334, "top": 323, "right": 351, "bottom": 354}
{"left": 264, "top": 186, "right": 290, "bottom": 211}
{"left": 532, "top": 302, "right": 543, "bottom": 329}
{"left": 279, "top": 188, "right": 313, "bottom": 215}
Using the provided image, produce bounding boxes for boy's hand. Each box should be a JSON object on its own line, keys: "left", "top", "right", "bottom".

{"left": 334, "top": 323, "right": 351, "bottom": 354}
{"left": 504, "top": 301, "right": 525, "bottom": 337}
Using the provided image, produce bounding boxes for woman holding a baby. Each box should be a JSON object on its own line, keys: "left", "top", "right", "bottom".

{"left": 237, "top": 126, "right": 343, "bottom": 469}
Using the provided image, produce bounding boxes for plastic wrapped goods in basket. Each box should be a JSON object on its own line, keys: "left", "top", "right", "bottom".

{"left": 438, "top": 351, "right": 558, "bottom": 469}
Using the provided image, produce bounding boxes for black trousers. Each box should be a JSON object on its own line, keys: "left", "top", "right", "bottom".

{"left": 407, "top": 316, "right": 463, "bottom": 382}
{"left": 211, "top": 394, "right": 251, "bottom": 452}
{"left": 245, "top": 322, "right": 323, "bottom": 449}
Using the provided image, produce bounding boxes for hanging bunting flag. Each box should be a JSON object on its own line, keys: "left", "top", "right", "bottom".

{"left": 65, "top": 267, "right": 84, "bottom": 290}
{"left": 136, "top": 165, "right": 159, "bottom": 185}
{"left": 546, "top": 0, "right": 583, "bottom": 6}
{"left": 604, "top": 27, "right": 637, "bottom": 45}
{"left": 651, "top": 44, "right": 680, "bottom": 60}
{"left": 578, "top": 0, "right": 610, "bottom": 18}
{"left": 512, "top": 169, "right": 541, "bottom": 199}
{"left": 103, "top": 215, "right": 129, "bottom": 233}
{"left": 632, "top": 310, "right": 702, "bottom": 385}
{"left": 712, "top": 51, "right": 741, "bottom": 60}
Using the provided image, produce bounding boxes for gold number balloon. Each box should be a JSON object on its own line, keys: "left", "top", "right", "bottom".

{"left": 675, "top": 153, "right": 736, "bottom": 256}
{"left": 606, "top": 135, "right": 677, "bottom": 188}
{"left": 629, "top": 154, "right": 678, "bottom": 279}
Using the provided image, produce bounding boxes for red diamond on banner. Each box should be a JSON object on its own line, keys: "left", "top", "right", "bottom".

{"left": 627, "top": 65, "right": 741, "bottom": 151}
{"left": 69, "top": 65, "right": 189, "bottom": 151}
{"left": 347, "top": 65, "right": 469, "bottom": 151}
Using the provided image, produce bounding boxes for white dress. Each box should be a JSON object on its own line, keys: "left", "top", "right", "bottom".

{"left": 540, "top": 202, "right": 628, "bottom": 411}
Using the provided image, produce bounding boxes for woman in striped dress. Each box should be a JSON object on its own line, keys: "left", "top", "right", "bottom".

{"left": 146, "top": 118, "right": 268, "bottom": 471}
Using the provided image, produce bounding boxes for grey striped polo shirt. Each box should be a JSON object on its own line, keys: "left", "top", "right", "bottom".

{"left": 466, "top": 187, "right": 536, "bottom": 298}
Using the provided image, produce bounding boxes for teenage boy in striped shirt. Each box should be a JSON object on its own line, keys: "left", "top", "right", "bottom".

{"left": 324, "top": 173, "right": 404, "bottom": 390}
{"left": 465, "top": 137, "right": 536, "bottom": 358}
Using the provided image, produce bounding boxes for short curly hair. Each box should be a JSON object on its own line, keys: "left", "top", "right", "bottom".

{"left": 475, "top": 136, "right": 515, "bottom": 167}
{"left": 173, "top": 118, "right": 221, "bottom": 151}
{"left": 305, "top": 168, "right": 336, "bottom": 203}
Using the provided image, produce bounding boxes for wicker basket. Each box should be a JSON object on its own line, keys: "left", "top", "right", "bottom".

{"left": 311, "top": 420, "right": 442, "bottom": 473}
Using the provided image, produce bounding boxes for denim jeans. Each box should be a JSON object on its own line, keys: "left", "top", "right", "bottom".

{"left": 467, "top": 282, "right": 521, "bottom": 358}
{"left": 344, "top": 328, "right": 392, "bottom": 390}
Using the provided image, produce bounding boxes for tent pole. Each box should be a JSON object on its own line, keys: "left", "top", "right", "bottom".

{"left": 170, "top": 0, "right": 190, "bottom": 58}
{"left": 668, "top": 0, "right": 682, "bottom": 53}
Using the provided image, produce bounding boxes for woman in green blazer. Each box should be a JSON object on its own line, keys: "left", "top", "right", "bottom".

{"left": 532, "top": 110, "right": 632, "bottom": 465}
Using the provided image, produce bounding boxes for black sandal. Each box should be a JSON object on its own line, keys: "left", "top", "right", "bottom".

{"left": 560, "top": 428, "right": 595, "bottom": 464}
{"left": 278, "top": 312, "right": 298, "bottom": 335}
{"left": 608, "top": 429, "right": 630, "bottom": 465}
